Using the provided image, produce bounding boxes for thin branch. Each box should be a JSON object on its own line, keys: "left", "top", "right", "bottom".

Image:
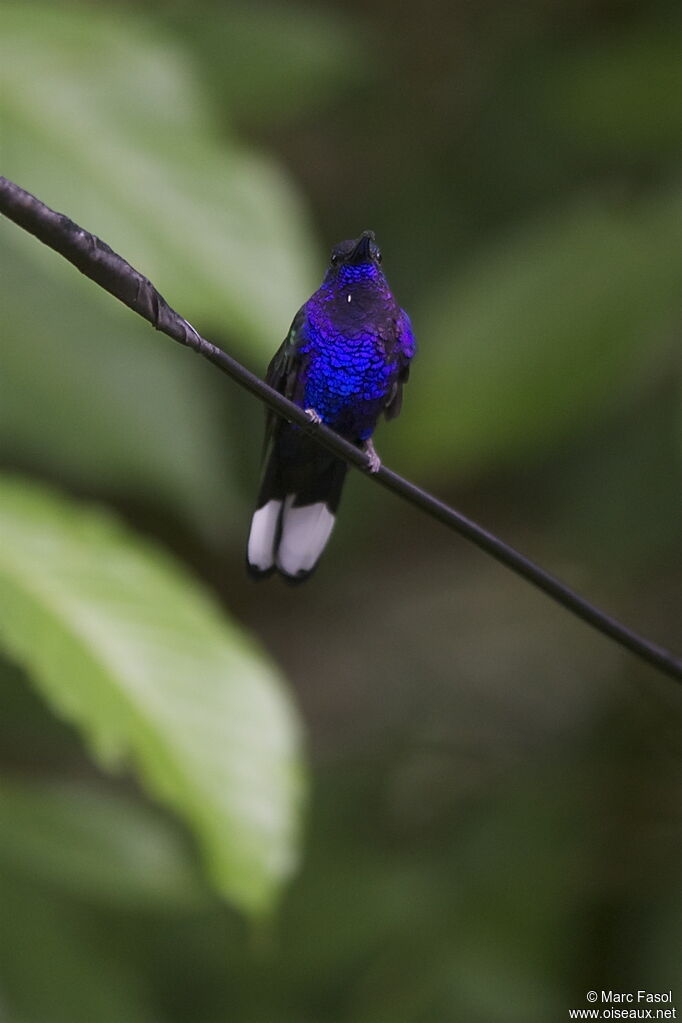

{"left": 1, "top": 175, "right": 680, "bottom": 682}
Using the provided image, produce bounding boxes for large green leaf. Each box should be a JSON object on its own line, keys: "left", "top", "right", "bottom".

{"left": 0, "top": 224, "right": 240, "bottom": 540}
{"left": 0, "top": 476, "right": 305, "bottom": 915}
{"left": 396, "top": 190, "right": 682, "bottom": 474}
{"left": 0, "top": 779, "right": 206, "bottom": 911}
{"left": 0, "top": 2, "right": 317, "bottom": 352}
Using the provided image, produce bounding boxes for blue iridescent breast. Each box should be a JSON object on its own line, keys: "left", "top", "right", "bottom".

{"left": 300, "top": 317, "right": 398, "bottom": 439}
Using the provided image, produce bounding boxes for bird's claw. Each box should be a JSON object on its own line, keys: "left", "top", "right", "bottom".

{"left": 304, "top": 408, "right": 323, "bottom": 425}
{"left": 364, "top": 440, "right": 381, "bottom": 474}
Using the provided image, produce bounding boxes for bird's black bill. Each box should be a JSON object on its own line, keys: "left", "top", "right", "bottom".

{"left": 348, "top": 232, "right": 374, "bottom": 264}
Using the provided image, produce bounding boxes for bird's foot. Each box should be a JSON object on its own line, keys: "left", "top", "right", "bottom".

{"left": 304, "top": 408, "right": 323, "bottom": 425}
{"left": 363, "top": 438, "right": 382, "bottom": 473}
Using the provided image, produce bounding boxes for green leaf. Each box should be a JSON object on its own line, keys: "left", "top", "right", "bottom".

{"left": 0, "top": 876, "right": 159, "bottom": 1023}
{"left": 541, "top": 24, "right": 682, "bottom": 159}
{"left": 0, "top": 476, "right": 305, "bottom": 915}
{"left": 0, "top": 779, "right": 206, "bottom": 911}
{"left": 0, "top": 223, "right": 241, "bottom": 540}
{"left": 397, "top": 190, "right": 682, "bottom": 475}
{"left": 171, "top": 2, "right": 369, "bottom": 127}
{"left": 0, "top": 2, "right": 317, "bottom": 355}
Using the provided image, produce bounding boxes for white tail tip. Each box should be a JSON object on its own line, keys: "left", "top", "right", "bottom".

{"left": 276, "top": 498, "right": 336, "bottom": 578}
{"left": 247, "top": 499, "right": 282, "bottom": 573}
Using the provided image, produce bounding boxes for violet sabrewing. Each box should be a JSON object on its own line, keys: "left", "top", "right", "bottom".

{"left": 247, "top": 230, "right": 416, "bottom": 582}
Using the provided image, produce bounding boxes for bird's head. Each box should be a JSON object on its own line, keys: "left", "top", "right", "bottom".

{"left": 324, "top": 230, "right": 385, "bottom": 289}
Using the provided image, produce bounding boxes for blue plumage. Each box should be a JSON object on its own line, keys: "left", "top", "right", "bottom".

{"left": 300, "top": 325, "right": 397, "bottom": 439}
{"left": 247, "top": 231, "right": 416, "bottom": 582}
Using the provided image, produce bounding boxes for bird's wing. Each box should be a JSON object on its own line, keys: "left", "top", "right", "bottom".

{"left": 262, "top": 307, "right": 308, "bottom": 452}
{"left": 266, "top": 308, "right": 307, "bottom": 396}
{"left": 384, "top": 309, "right": 416, "bottom": 421}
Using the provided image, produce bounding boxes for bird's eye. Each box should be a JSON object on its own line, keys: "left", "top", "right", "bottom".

{"left": 330, "top": 252, "right": 339, "bottom": 266}
{"left": 376, "top": 250, "right": 382, "bottom": 263}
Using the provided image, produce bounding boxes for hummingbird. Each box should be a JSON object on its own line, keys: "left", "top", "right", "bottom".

{"left": 247, "top": 230, "right": 416, "bottom": 582}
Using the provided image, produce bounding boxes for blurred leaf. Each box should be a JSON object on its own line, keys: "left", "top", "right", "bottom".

{"left": 398, "top": 190, "right": 682, "bottom": 475}
{"left": 0, "top": 780, "right": 206, "bottom": 911}
{"left": 551, "top": 386, "right": 682, "bottom": 574}
{"left": 542, "top": 23, "right": 682, "bottom": 159}
{"left": 0, "top": 476, "right": 305, "bottom": 915}
{"left": 0, "top": 2, "right": 317, "bottom": 355}
{"left": 0, "top": 655, "right": 89, "bottom": 769}
{"left": 168, "top": 1, "right": 368, "bottom": 127}
{"left": 0, "top": 877, "right": 159, "bottom": 1023}
{"left": 0, "top": 224, "right": 240, "bottom": 539}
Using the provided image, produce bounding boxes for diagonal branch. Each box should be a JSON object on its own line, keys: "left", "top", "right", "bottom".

{"left": 1, "top": 176, "right": 680, "bottom": 681}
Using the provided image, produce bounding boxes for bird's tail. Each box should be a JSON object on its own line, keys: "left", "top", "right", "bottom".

{"left": 246, "top": 431, "right": 348, "bottom": 582}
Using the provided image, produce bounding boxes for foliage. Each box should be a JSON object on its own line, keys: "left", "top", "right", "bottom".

{"left": 0, "top": 477, "right": 303, "bottom": 914}
{"left": 0, "top": 3, "right": 317, "bottom": 347}
{"left": 0, "top": 0, "right": 679, "bottom": 1020}
{"left": 400, "top": 191, "right": 682, "bottom": 474}
{"left": 0, "top": 778, "right": 206, "bottom": 910}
